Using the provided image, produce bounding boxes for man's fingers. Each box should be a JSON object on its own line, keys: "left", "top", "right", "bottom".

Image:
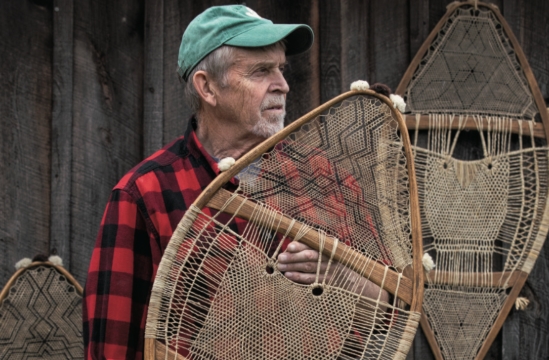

{"left": 277, "top": 261, "right": 328, "bottom": 274}
{"left": 278, "top": 241, "right": 328, "bottom": 264}
{"left": 277, "top": 249, "right": 319, "bottom": 264}
{"left": 284, "top": 241, "right": 311, "bottom": 253}
{"left": 277, "top": 241, "right": 334, "bottom": 284}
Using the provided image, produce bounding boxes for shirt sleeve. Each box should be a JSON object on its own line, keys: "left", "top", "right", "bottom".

{"left": 83, "top": 188, "right": 154, "bottom": 359}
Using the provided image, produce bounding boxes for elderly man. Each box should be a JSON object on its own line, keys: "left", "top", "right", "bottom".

{"left": 83, "top": 5, "right": 385, "bottom": 359}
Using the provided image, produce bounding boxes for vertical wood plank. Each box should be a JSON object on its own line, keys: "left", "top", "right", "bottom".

{"left": 71, "top": 0, "right": 145, "bottom": 284}
{"left": 369, "top": 0, "right": 410, "bottom": 91}
{"left": 340, "top": 0, "right": 370, "bottom": 94}
{"left": 51, "top": 0, "right": 74, "bottom": 269}
{"left": 501, "top": 304, "right": 521, "bottom": 360}
{"left": 502, "top": 0, "right": 522, "bottom": 45}
{"left": 144, "top": 0, "right": 164, "bottom": 157}
{"left": 319, "top": 0, "right": 342, "bottom": 104}
{"left": 307, "top": 0, "right": 321, "bottom": 115}
{"left": 0, "top": 1, "right": 52, "bottom": 285}
{"left": 161, "top": 0, "right": 203, "bottom": 144}
{"left": 515, "top": 0, "right": 549, "bottom": 101}
{"left": 428, "top": 0, "right": 450, "bottom": 33}
{"left": 409, "top": 0, "right": 429, "bottom": 59}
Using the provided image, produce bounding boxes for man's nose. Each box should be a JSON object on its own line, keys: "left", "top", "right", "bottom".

{"left": 270, "top": 71, "right": 290, "bottom": 94}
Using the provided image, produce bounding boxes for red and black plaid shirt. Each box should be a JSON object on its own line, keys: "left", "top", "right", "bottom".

{"left": 83, "top": 119, "right": 237, "bottom": 359}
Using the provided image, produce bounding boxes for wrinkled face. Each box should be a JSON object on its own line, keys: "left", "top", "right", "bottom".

{"left": 215, "top": 46, "right": 289, "bottom": 139}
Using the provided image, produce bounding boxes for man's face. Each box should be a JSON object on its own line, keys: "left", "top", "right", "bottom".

{"left": 214, "top": 46, "right": 289, "bottom": 139}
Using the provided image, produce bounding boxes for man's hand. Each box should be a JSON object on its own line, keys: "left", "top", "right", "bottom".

{"left": 277, "top": 241, "right": 390, "bottom": 303}
{"left": 276, "top": 241, "right": 331, "bottom": 284}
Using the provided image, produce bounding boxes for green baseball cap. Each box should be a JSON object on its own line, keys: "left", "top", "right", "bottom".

{"left": 177, "top": 5, "right": 314, "bottom": 81}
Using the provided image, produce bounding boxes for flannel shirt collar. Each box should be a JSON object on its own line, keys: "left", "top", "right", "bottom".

{"left": 185, "top": 117, "right": 239, "bottom": 187}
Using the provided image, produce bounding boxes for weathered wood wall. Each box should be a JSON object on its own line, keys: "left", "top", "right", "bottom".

{"left": 1, "top": 0, "right": 547, "bottom": 358}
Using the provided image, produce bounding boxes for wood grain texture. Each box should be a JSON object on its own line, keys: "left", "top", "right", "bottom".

{"left": 143, "top": 0, "right": 164, "bottom": 157}
{"left": 145, "top": 338, "right": 188, "bottom": 360}
{"left": 513, "top": 0, "right": 549, "bottom": 101}
{"left": 409, "top": 0, "right": 430, "bottom": 59}
{"left": 161, "top": 0, "right": 209, "bottom": 145}
{"left": 319, "top": 0, "right": 342, "bottom": 104}
{"left": 396, "top": 0, "right": 455, "bottom": 95}
{"left": 71, "top": 0, "right": 144, "bottom": 284}
{"left": 425, "top": 270, "right": 523, "bottom": 287}
{"left": 368, "top": 0, "right": 410, "bottom": 91}
{"left": 51, "top": 0, "right": 74, "bottom": 270}
{"left": 0, "top": 1, "right": 52, "bottom": 286}
{"left": 428, "top": 0, "right": 452, "bottom": 34}
{"left": 340, "top": 0, "right": 370, "bottom": 94}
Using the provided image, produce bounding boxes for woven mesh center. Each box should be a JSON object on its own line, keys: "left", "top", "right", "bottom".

{"left": 425, "top": 156, "right": 509, "bottom": 248}
{"left": 406, "top": 7, "right": 537, "bottom": 118}
{"left": 417, "top": 142, "right": 549, "bottom": 276}
{"left": 423, "top": 287, "right": 505, "bottom": 360}
{"left": 0, "top": 266, "right": 83, "bottom": 359}
{"left": 239, "top": 97, "right": 412, "bottom": 270}
{"left": 190, "top": 246, "right": 356, "bottom": 359}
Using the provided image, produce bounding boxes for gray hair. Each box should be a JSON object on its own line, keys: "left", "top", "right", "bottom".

{"left": 184, "top": 45, "right": 236, "bottom": 113}
{"left": 184, "top": 41, "right": 287, "bottom": 114}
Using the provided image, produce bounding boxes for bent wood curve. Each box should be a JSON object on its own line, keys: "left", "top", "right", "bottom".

{"left": 0, "top": 261, "right": 83, "bottom": 302}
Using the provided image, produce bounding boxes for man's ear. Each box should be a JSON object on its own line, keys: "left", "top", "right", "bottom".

{"left": 193, "top": 71, "right": 217, "bottom": 107}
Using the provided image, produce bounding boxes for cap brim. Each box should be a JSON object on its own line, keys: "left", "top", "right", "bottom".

{"left": 224, "top": 23, "right": 313, "bottom": 56}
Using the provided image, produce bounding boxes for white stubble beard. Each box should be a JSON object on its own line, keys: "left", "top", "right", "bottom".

{"left": 251, "top": 95, "right": 286, "bottom": 139}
